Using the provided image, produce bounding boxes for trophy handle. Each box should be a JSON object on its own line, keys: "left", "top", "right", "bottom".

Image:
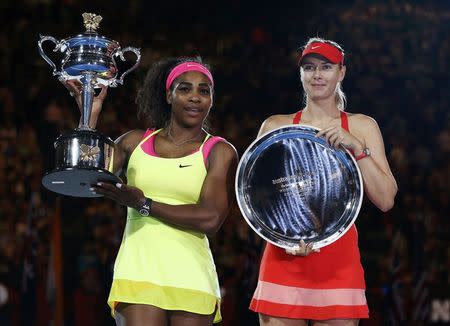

{"left": 38, "top": 35, "right": 64, "bottom": 77}
{"left": 112, "top": 47, "right": 141, "bottom": 86}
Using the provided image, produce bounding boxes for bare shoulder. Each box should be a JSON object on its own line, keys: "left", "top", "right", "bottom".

{"left": 347, "top": 113, "right": 380, "bottom": 133}
{"left": 115, "top": 129, "right": 146, "bottom": 153}
{"left": 259, "top": 113, "right": 296, "bottom": 136}
{"left": 210, "top": 139, "right": 239, "bottom": 162}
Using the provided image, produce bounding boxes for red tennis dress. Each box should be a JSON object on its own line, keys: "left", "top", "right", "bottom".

{"left": 249, "top": 111, "right": 369, "bottom": 320}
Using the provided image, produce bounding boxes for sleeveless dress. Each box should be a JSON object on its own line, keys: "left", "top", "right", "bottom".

{"left": 249, "top": 111, "right": 369, "bottom": 320}
{"left": 108, "top": 129, "right": 224, "bottom": 323}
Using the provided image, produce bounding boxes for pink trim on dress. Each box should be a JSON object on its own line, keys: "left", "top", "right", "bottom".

{"left": 140, "top": 129, "right": 157, "bottom": 156}
{"left": 202, "top": 136, "right": 225, "bottom": 165}
{"left": 140, "top": 129, "right": 224, "bottom": 166}
{"left": 253, "top": 281, "right": 367, "bottom": 307}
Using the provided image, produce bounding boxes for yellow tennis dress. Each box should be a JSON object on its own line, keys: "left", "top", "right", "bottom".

{"left": 108, "top": 129, "right": 221, "bottom": 322}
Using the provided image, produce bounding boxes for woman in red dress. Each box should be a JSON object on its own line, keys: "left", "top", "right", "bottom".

{"left": 249, "top": 37, "right": 398, "bottom": 325}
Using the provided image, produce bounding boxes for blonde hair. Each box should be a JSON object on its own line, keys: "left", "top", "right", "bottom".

{"left": 300, "top": 37, "right": 347, "bottom": 111}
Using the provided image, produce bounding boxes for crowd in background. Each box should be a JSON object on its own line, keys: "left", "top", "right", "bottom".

{"left": 0, "top": 1, "right": 449, "bottom": 325}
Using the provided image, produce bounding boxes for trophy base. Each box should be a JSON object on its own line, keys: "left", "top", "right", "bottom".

{"left": 42, "top": 168, "right": 122, "bottom": 198}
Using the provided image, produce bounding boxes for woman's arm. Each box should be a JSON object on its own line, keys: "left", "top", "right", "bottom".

{"left": 93, "top": 141, "right": 238, "bottom": 236}
{"left": 317, "top": 114, "right": 398, "bottom": 212}
{"left": 149, "top": 141, "right": 238, "bottom": 235}
{"left": 112, "top": 130, "right": 144, "bottom": 176}
{"left": 352, "top": 116, "right": 398, "bottom": 212}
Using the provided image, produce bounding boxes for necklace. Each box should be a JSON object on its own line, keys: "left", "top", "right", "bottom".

{"left": 167, "top": 125, "right": 204, "bottom": 147}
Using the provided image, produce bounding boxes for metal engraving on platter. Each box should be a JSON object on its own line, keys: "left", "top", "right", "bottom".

{"left": 235, "top": 124, "right": 363, "bottom": 249}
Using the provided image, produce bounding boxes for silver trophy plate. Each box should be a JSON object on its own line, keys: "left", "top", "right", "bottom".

{"left": 235, "top": 124, "right": 363, "bottom": 250}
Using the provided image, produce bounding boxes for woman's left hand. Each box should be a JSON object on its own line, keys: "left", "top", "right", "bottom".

{"left": 285, "top": 240, "right": 320, "bottom": 256}
{"left": 91, "top": 182, "right": 145, "bottom": 210}
{"left": 316, "top": 125, "right": 364, "bottom": 152}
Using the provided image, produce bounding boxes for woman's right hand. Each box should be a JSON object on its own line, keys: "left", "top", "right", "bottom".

{"left": 66, "top": 80, "right": 108, "bottom": 129}
{"left": 285, "top": 239, "right": 320, "bottom": 256}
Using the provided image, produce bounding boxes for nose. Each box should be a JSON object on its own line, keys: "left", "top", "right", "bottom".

{"left": 189, "top": 94, "right": 201, "bottom": 103}
{"left": 189, "top": 90, "right": 202, "bottom": 102}
{"left": 312, "top": 66, "right": 322, "bottom": 78}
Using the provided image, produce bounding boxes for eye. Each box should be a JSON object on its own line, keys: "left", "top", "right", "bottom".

{"left": 199, "top": 88, "right": 211, "bottom": 95}
{"left": 322, "top": 64, "right": 333, "bottom": 70}
{"left": 302, "top": 64, "right": 315, "bottom": 72}
{"left": 177, "top": 86, "right": 190, "bottom": 93}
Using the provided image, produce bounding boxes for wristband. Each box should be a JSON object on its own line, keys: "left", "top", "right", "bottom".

{"left": 355, "top": 148, "right": 371, "bottom": 161}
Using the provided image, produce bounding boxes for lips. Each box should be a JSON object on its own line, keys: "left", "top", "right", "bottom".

{"left": 184, "top": 106, "right": 203, "bottom": 117}
{"left": 311, "top": 84, "right": 327, "bottom": 91}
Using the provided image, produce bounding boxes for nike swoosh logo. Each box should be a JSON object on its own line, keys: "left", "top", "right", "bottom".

{"left": 179, "top": 164, "right": 192, "bottom": 168}
{"left": 311, "top": 45, "right": 321, "bottom": 49}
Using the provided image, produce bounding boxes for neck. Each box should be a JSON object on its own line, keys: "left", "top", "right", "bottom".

{"left": 303, "top": 98, "right": 340, "bottom": 120}
{"left": 166, "top": 122, "right": 204, "bottom": 146}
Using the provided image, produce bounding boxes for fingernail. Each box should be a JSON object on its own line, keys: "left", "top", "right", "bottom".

{"left": 89, "top": 187, "right": 94, "bottom": 191}
{"left": 116, "top": 183, "right": 122, "bottom": 188}
{"left": 97, "top": 182, "right": 102, "bottom": 186}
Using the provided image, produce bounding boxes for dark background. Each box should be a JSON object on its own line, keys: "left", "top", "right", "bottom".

{"left": 0, "top": 0, "right": 449, "bottom": 325}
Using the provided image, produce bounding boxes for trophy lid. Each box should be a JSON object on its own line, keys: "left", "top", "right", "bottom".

{"left": 82, "top": 12, "right": 102, "bottom": 35}
{"left": 62, "top": 13, "right": 119, "bottom": 49}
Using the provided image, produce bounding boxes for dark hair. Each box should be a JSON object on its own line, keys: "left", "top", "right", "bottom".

{"left": 136, "top": 56, "right": 211, "bottom": 129}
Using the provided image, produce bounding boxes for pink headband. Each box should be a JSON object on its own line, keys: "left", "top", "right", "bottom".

{"left": 165, "top": 62, "right": 214, "bottom": 90}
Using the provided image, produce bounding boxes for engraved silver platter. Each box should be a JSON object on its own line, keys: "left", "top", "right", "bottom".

{"left": 235, "top": 124, "right": 363, "bottom": 250}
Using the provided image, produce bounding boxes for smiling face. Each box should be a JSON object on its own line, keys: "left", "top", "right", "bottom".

{"left": 166, "top": 71, "right": 213, "bottom": 127}
{"left": 300, "top": 55, "right": 346, "bottom": 104}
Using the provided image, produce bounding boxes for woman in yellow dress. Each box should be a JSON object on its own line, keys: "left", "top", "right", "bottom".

{"left": 69, "top": 57, "right": 238, "bottom": 325}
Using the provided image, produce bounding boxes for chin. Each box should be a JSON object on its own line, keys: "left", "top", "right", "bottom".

{"left": 181, "top": 117, "right": 205, "bottom": 128}
{"left": 310, "top": 92, "right": 333, "bottom": 101}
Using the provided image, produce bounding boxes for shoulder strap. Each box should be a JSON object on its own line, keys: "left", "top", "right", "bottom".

{"left": 139, "top": 128, "right": 162, "bottom": 156}
{"left": 340, "top": 111, "right": 349, "bottom": 132}
{"left": 201, "top": 136, "right": 225, "bottom": 165}
{"left": 339, "top": 111, "right": 354, "bottom": 155}
{"left": 139, "top": 128, "right": 161, "bottom": 145}
{"left": 293, "top": 110, "right": 302, "bottom": 124}
{"left": 293, "top": 110, "right": 349, "bottom": 133}
{"left": 199, "top": 133, "right": 212, "bottom": 148}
